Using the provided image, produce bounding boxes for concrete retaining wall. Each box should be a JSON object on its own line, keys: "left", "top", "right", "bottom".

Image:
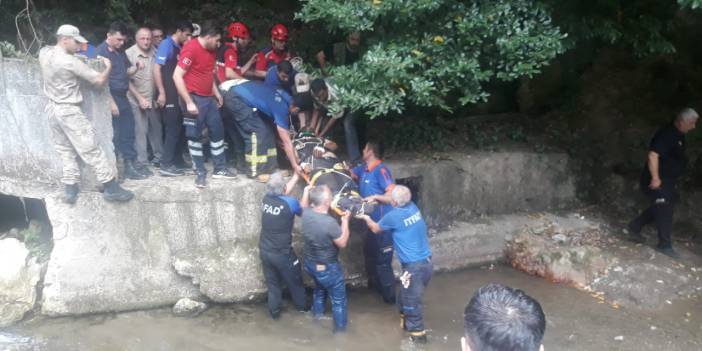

{"left": 389, "top": 153, "right": 576, "bottom": 227}
{"left": 1, "top": 58, "right": 581, "bottom": 316}
{"left": 0, "top": 57, "right": 114, "bottom": 199}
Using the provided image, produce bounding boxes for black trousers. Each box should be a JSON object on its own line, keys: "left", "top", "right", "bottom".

{"left": 223, "top": 89, "right": 277, "bottom": 177}
{"left": 364, "top": 231, "right": 396, "bottom": 303}
{"left": 161, "top": 102, "right": 184, "bottom": 168}
{"left": 260, "top": 248, "right": 307, "bottom": 315}
{"left": 630, "top": 180, "right": 678, "bottom": 249}
{"left": 221, "top": 105, "right": 245, "bottom": 165}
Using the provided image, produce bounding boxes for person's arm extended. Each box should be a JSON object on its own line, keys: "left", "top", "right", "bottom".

{"left": 366, "top": 189, "right": 393, "bottom": 205}
{"left": 284, "top": 173, "right": 300, "bottom": 195}
{"left": 359, "top": 214, "right": 382, "bottom": 234}
{"left": 213, "top": 80, "right": 223, "bottom": 107}
{"left": 333, "top": 212, "right": 352, "bottom": 248}
{"left": 225, "top": 67, "right": 245, "bottom": 80}
{"left": 153, "top": 63, "right": 166, "bottom": 107}
{"left": 310, "top": 108, "right": 321, "bottom": 135}
{"left": 239, "top": 54, "right": 257, "bottom": 77}
{"left": 173, "top": 66, "right": 196, "bottom": 114}
{"left": 128, "top": 82, "right": 150, "bottom": 109}
{"left": 277, "top": 125, "right": 300, "bottom": 173}
{"left": 648, "top": 151, "right": 661, "bottom": 189}
{"left": 300, "top": 184, "right": 312, "bottom": 208}
{"left": 93, "top": 56, "right": 112, "bottom": 87}
{"left": 318, "top": 116, "right": 337, "bottom": 137}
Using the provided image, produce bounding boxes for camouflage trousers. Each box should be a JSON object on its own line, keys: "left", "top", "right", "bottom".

{"left": 47, "top": 102, "right": 116, "bottom": 185}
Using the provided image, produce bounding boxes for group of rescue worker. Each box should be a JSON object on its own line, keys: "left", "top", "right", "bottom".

{"left": 37, "top": 13, "right": 697, "bottom": 345}
{"left": 39, "top": 20, "right": 432, "bottom": 342}
{"left": 258, "top": 139, "right": 433, "bottom": 341}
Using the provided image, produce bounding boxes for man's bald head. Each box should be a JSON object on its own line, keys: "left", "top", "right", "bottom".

{"left": 135, "top": 27, "right": 152, "bottom": 52}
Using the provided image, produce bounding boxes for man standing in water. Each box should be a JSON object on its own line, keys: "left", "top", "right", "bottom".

{"left": 259, "top": 172, "right": 307, "bottom": 319}
{"left": 301, "top": 185, "right": 351, "bottom": 333}
{"left": 359, "top": 185, "right": 432, "bottom": 343}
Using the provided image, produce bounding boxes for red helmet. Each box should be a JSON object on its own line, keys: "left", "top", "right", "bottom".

{"left": 271, "top": 24, "right": 288, "bottom": 41}
{"left": 227, "top": 22, "right": 250, "bottom": 39}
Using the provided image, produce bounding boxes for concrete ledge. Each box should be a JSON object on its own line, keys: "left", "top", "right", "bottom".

{"left": 389, "top": 152, "right": 577, "bottom": 227}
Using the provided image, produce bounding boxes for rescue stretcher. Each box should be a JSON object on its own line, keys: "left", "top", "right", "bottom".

{"left": 293, "top": 131, "right": 374, "bottom": 216}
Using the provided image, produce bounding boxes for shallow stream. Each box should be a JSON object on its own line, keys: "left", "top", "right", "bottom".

{"left": 3, "top": 264, "right": 701, "bottom": 351}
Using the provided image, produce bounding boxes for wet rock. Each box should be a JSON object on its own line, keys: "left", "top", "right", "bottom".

{"left": 173, "top": 245, "right": 267, "bottom": 303}
{"left": 0, "top": 238, "right": 41, "bottom": 327}
{"left": 590, "top": 250, "right": 699, "bottom": 309}
{"left": 505, "top": 216, "right": 613, "bottom": 287}
{"left": 173, "top": 298, "right": 207, "bottom": 317}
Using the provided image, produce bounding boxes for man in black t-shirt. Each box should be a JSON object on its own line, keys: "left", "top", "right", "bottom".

{"left": 301, "top": 185, "right": 351, "bottom": 333}
{"left": 628, "top": 108, "right": 698, "bottom": 258}
{"left": 259, "top": 172, "right": 307, "bottom": 319}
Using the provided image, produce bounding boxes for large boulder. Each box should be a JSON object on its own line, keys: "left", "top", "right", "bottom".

{"left": 505, "top": 214, "right": 613, "bottom": 287}
{"left": 0, "top": 238, "right": 41, "bottom": 327}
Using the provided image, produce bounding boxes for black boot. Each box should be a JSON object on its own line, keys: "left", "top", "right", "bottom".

{"left": 103, "top": 179, "right": 134, "bottom": 202}
{"left": 62, "top": 183, "right": 79, "bottom": 204}
{"left": 124, "top": 160, "right": 148, "bottom": 180}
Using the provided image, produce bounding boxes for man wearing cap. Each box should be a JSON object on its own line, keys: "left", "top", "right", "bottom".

{"left": 173, "top": 21, "right": 237, "bottom": 188}
{"left": 96, "top": 22, "right": 152, "bottom": 180}
{"left": 253, "top": 24, "right": 293, "bottom": 79}
{"left": 39, "top": 24, "right": 134, "bottom": 204}
{"left": 154, "top": 20, "right": 193, "bottom": 177}
{"left": 290, "top": 73, "right": 312, "bottom": 129}
{"left": 216, "top": 22, "right": 257, "bottom": 172}
{"left": 221, "top": 80, "right": 301, "bottom": 182}
{"left": 126, "top": 27, "right": 163, "bottom": 168}
{"left": 304, "top": 78, "right": 362, "bottom": 164}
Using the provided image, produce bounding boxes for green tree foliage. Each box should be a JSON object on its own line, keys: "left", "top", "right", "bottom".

{"left": 543, "top": 0, "right": 683, "bottom": 56}
{"left": 297, "top": 0, "right": 566, "bottom": 118}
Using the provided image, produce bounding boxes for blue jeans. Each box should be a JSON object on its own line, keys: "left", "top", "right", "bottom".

{"left": 111, "top": 91, "right": 137, "bottom": 161}
{"left": 399, "top": 258, "right": 433, "bottom": 332}
{"left": 182, "top": 95, "right": 226, "bottom": 174}
{"left": 304, "top": 260, "right": 347, "bottom": 332}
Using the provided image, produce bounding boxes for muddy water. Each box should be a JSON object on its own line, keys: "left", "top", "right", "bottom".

{"left": 3, "top": 264, "right": 701, "bottom": 351}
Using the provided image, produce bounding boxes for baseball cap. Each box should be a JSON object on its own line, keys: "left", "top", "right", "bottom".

{"left": 56, "top": 24, "right": 87, "bottom": 44}
{"left": 295, "top": 73, "right": 310, "bottom": 94}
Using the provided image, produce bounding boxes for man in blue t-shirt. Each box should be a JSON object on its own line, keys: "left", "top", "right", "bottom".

{"left": 221, "top": 79, "right": 301, "bottom": 182}
{"left": 350, "top": 140, "right": 396, "bottom": 304}
{"left": 358, "top": 184, "right": 433, "bottom": 343}
{"left": 259, "top": 171, "right": 307, "bottom": 319}
{"left": 264, "top": 60, "right": 296, "bottom": 95}
{"left": 154, "top": 21, "right": 193, "bottom": 177}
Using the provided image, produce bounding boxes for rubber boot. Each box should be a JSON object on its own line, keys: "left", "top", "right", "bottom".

{"left": 409, "top": 330, "right": 428, "bottom": 344}
{"left": 62, "top": 183, "right": 79, "bottom": 204}
{"left": 103, "top": 179, "right": 134, "bottom": 202}
{"left": 124, "top": 160, "right": 148, "bottom": 180}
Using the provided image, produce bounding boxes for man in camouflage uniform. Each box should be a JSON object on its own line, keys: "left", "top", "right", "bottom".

{"left": 39, "top": 24, "right": 133, "bottom": 204}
